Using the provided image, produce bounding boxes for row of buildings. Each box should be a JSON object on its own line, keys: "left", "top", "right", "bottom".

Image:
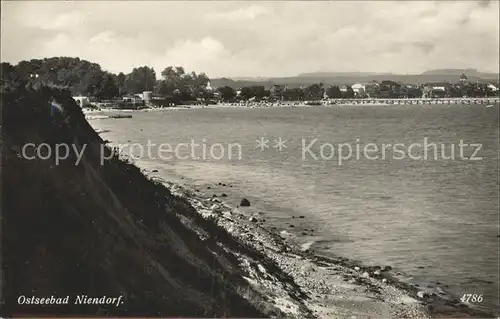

{"left": 74, "top": 91, "right": 166, "bottom": 108}
{"left": 73, "top": 77, "right": 499, "bottom": 107}
{"left": 347, "top": 80, "right": 498, "bottom": 99}
{"left": 248, "top": 75, "right": 499, "bottom": 100}
{"left": 264, "top": 79, "right": 499, "bottom": 100}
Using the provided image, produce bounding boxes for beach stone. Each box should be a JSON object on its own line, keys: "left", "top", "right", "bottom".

{"left": 354, "top": 266, "right": 360, "bottom": 271}
{"left": 240, "top": 198, "right": 251, "bottom": 206}
{"left": 221, "top": 193, "right": 228, "bottom": 197}
{"left": 299, "top": 215, "right": 305, "bottom": 219}
{"left": 382, "top": 265, "right": 392, "bottom": 271}
{"left": 362, "top": 272, "right": 370, "bottom": 278}
{"left": 417, "top": 291, "right": 427, "bottom": 299}
{"left": 249, "top": 216, "right": 258, "bottom": 223}
{"left": 373, "top": 270, "right": 381, "bottom": 276}
{"left": 382, "top": 278, "right": 387, "bottom": 283}
{"left": 152, "top": 169, "right": 158, "bottom": 172}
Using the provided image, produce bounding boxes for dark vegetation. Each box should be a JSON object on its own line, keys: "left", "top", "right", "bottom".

{"left": 0, "top": 58, "right": 211, "bottom": 102}
{"left": 0, "top": 81, "right": 304, "bottom": 316}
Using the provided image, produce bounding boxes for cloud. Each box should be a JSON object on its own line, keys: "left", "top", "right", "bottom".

{"left": 153, "top": 37, "right": 263, "bottom": 78}
{"left": 1, "top": 1, "right": 498, "bottom": 77}
{"left": 41, "top": 11, "right": 84, "bottom": 30}
{"left": 89, "top": 31, "right": 116, "bottom": 44}
{"left": 21, "top": 7, "right": 85, "bottom": 31}
{"left": 205, "top": 5, "right": 271, "bottom": 21}
{"left": 156, "top": 37, "right": 229, "bottom": 73}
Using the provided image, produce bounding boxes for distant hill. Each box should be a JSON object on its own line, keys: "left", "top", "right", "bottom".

{"left": 420, "top": 69, "right": 497, "bottom": 78}
{"left": 298, "top": 72, "right": 394, "bottom": 77}
{"left": 232, "top": 76, "right": 271, "bottom": 81}
{"left": 211, "top": 70, "right": 499, "bottom": 89}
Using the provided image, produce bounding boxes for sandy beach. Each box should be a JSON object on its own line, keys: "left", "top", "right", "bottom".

{"left": 83, "top": 97, "right": 500, "bottom": 119}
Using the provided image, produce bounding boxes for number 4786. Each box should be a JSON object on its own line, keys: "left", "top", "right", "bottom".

{"left": 460, "top": 294, "right": 483, "bottom": 303}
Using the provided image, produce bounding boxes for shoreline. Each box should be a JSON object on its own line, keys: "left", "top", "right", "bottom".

{"left": 148, "top": 174, "right": 497, "bottom": 319}
{"left": 82, "top": 97, "right": 500, "bottom": 116}
{"left": 88, "top": 109, "right": 498, "bottom": 318}
{"left": 145, "top": 174, "right": 431, "bottom": 318}
{"left": 88, "top": 117, "right": 498, "bottom": 318}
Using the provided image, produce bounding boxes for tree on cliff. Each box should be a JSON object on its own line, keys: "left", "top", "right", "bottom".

{"left": 1, "top": 62, "right": 23, "bottom": 92}
{"left": 5, "top": 57, "right": 110, "bottom": 96}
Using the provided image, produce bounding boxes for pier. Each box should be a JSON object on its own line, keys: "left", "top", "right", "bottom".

{"left": 325, "top": 97, "right": 500, "bottom": 106}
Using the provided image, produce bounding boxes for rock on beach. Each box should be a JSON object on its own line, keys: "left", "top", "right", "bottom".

{"left": 240, "top": 198, "right": 251, "bottom": 206}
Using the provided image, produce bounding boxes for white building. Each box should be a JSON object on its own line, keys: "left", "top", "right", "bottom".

{"left": 206, "top": 81, "right": 213, "bottom": 92}
{"left": 351, "top": 83, "right": 366, "bottom": 96}
{"left": 123, "top": 95, "right": 143, "bottom": 103}
{"left": 134, "top": 91, "right": 152, "bottom": 103}
{"left": 487, "top": 84, "right": 498, "bottom": 92}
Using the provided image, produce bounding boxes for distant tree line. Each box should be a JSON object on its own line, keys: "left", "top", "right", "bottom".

{"left": 1, "top": 58, "right": 498, "bottom": 103}
{"left": 0, "top": 58, "right": 212, "bottom": 103}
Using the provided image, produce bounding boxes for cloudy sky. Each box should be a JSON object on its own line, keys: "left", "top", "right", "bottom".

{"left": 1, "top": 1, "right": 499, "bottom": 78}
